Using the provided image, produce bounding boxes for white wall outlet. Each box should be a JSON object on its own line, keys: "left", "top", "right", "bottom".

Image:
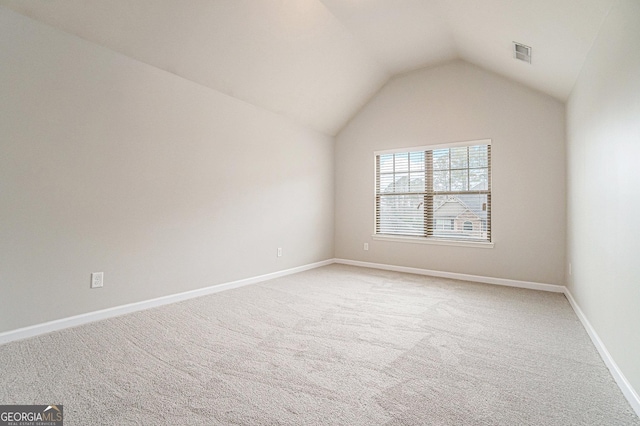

{"left": 277, "top": 248, "right": 282, "bottom": 257}
{"left": 568, "top": 263, "right": 572, "bottom": 276}
{"left": 91, "top": 272, "right": 104, "bottom": 288}
{"left": 364, "top": 243, "right": 369, "bottom": 251}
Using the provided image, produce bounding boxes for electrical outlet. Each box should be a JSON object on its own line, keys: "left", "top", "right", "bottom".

{"left": 364, "top": 243, "right": 369, "bottom": 251}
{"left": 568, "top": 263, "right": 572, "bottom": 276}
{"left": 91, "top": 272, "right": 104, "bottom": 288}
{"left": 277, "top": 248, "right": 282, "bottom": 257}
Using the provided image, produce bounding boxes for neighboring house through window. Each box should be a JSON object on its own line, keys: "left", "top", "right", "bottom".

{"left": 375, "top": 140, "right": 491, "bottom": 243}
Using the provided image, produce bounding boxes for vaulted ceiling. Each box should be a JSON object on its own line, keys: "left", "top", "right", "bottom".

{"left": 0, "top": 0, "right": 614, "bottom": 135}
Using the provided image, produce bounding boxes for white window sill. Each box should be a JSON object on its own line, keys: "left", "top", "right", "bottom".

{"left": 371, "top": 234, "right": 494, "bottom": 249}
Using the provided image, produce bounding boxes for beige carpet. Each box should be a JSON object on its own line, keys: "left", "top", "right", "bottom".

{"left": 1, "top": 264, "right": 638, "bottom": 425}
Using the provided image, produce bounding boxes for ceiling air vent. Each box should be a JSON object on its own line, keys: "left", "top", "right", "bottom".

{"left": 513, "top": 42, "right": 531, "bottom": 63}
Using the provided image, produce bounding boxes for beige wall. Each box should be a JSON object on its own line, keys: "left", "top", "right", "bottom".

{"left": 566, "top": 0, "right": 640, "bottom": 396}
{"left": 335, "top": 60, "right": 566, "bottom": 285}
{"left": 0, "top": 8, "right": 334, "bottom": 333}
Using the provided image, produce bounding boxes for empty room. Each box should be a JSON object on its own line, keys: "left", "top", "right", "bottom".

{"left": 1, "top": 0, "right": 639, "bottom": 424}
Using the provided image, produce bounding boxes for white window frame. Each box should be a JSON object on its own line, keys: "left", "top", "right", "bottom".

{"left": 373, "top": 139, "right": 494, "bottom": 248}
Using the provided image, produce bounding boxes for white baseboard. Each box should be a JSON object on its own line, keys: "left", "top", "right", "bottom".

{"left": 2, "top": 257, "right": 638, "bottom": 418}
{"left": 0, "top": 259, "right": 333, "bottom": 345}
{"left": 334, "top": 258, "right": 565, "bottom": 293}
{"left": 564, "top": 289, "right": 640, "bottom": 417}
{"left": 0, "top": 258, "right": 562, "bottom": 345}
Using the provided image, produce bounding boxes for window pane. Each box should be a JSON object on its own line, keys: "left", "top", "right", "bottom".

{"left": 451, "top": 169, "right": 468, "bottom": 191}
{"left": 394, "top": 173, "right": 409, "bottom": 192}
{"left": 432, "top": 149, "right": 449, "bottom": 170}
{"left": 469, "top": 145, "right": 488, "bottom": 168}
{"left": 450, "top": 147, "right": 468, "bottom": 169}
{"left": 409, "top": 151, "right": 425, "bottom": 171}
{"left": 394, "top": 153, "right": 409, "bottom": 172}
{"left": 409, "top": 173, "right": 425, "bottom": 192}
{"left": 433, "top": 195, "right": 457, "bottom": 238}
{"left": 378, "top": 194, "right": 424, "bottom": 236}
{"left": 432, "top": 194, "right": 488, "bottom": 240}
{"left": 469, "top": 168, "right": 488, "bottom": 190}
{"left": 379, "top": 174, "right": 394, "bottom": 193}
{"left": 433, "top": 170, "right": 449, "bottom": 191}
{"left": 379, "top": 154, "right": 394, "bottom": 174}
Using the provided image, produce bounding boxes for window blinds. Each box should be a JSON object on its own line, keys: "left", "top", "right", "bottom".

{"left": 375, "top": 141, "right": 491, "bottom": 242}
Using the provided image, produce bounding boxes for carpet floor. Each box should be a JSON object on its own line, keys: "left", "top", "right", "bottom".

{"left": 1, "top": 264, "right": 638, "bottom": 425}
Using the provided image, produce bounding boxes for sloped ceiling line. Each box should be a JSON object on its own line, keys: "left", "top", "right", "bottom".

{"left": 0, "top": 0, "right": 616, "bottom": 135}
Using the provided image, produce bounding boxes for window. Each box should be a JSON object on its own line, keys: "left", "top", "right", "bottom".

{"left": 375, "top": 140, "right": 491, "bottom": 243}
{"left": 435, "top": 219, "right": 454, "bottom": 230}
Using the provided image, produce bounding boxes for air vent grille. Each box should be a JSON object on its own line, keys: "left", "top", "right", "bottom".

{"left": 513, "top": 42, "right": 531, "bottom": 63}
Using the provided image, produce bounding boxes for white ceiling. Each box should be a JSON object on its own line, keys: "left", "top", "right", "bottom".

{"left": 0, "top": 0, "right": 615, "bottom": 135}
